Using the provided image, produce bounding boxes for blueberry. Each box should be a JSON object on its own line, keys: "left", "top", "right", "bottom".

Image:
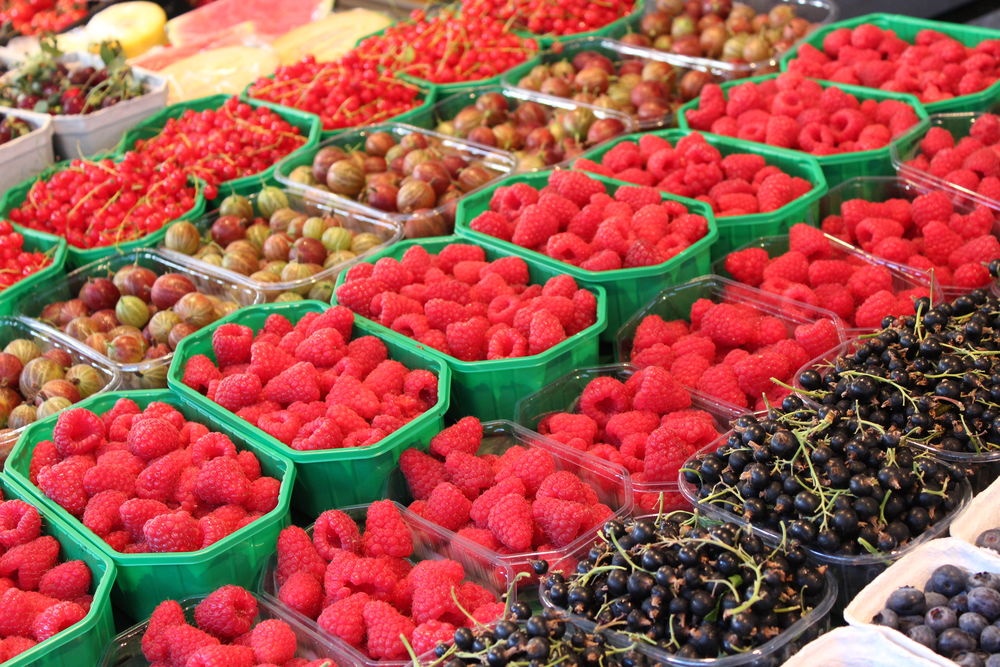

{"left": 970, "top": 572, "right": 1000, "bottom": 592}
{"left": 985, "top": 655, "right": 1000, "bottom": 667}
{"left": 887, "top": 586, "right": 927, "bottom": 616}
{"left": 931, "top": 564, "right": 970, "bottom": 597}
{"left": 926, "top": 605, "right": 959, "bottom": 632}
{"left": 938, "top": 628, "right": 979, "bottom": 657}
{"left": 872, "top": 607, "right": 899, "bottom": 629}
{"left": 982, "top": 625, "right": 1000, "bottom": 653}
{"left": 978, "top": 529, "right": 1000, "bottom": 554}
{"left": 969, "top": 587, "right": 1000, "bottom": 621}
{"left": 926, "top": 592, "right": 950, "bottom": 609}
{"left": 960, "top": 612, "right": 990, "bottom": 637}
{"left": 907, "top": 624, "right": 937, "bottom": 649}
{"left": 954, "top": 652, "right": 985, "bottom": 667}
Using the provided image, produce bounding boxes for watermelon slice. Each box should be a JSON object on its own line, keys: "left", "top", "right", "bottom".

{"left": 129, "top": 21, "right": 260, "bottom": 70}
{"left": 164, "top": 0, "right": 333, "bottom": 46}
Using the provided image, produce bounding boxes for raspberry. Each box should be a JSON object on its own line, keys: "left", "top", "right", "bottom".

{"left": 732, "top": 351, "right": 783, "bottom": 399}
{"left": 363, "top": 599, "right": 415, "bottom": 660}
{"left": 142, "top": 598, "right": 186, "bottom": 661}
{"left": 642, "top": 425, "right": 697, "bottom": 481}
{"left": 601, "top": 141, "right": 642, "bottom": 173}
{"left": 720, "top": 152, "right": 765, "bottom": 182}
{"left": 949, "top": 235, "right": 1000, "bottom": 269}
{"left": 51, "top": 408, "right": 105, "bottom": 457}
{"left": 761, "top": 249, "right": 810, "bottom": 284}
{"left": 143, "top": 511, "right": 202, "bottom": 553}
{"left": 408, "top": 558, "right": 466, "bottom": 624}
{"left": 212, "top": 323, "right": 254, "bottom": 368}
{"left": 361, "top": 500, "right": 412, "bottom": 559}
{"left": 921, "top": 220, "right": 965, "bottom": 265}
{"left": 535, "top": 470, "right": 595, "bottom": 505}
{"left": 125, "top": 416, "right": 181, "bottom": 462}
{"left": 37, "top": 558, "right": 91, "bottom": 601}
{"left": 0, "top": 500, "right": 41, "bottom": 549}
{"left": 247, "top": 341, "right": 296, "bottom": 384}
{"left": 445, "top": 316, "right": 490, "bottom": 361}
{"left": 243, "top": 617, "right": 298, "bottom": 665}
{"left": 290, "top": 416, "right": 345, "bottom": 451}
{"left": 294, "top": 327, "right": 347, "bottom": 368}
{"left": 277, "top": 570, "right": 323, "bottom": 620}
{"left": 424, "top": 482, "right": 472, "bottom": 532}
{"left": 262, "top": 361, "right": 321, "bottom": 406}
{"left": 951, "top": 262, "right": 992, "bottom": 288}
{"left": 0, "top": 588, "right": 52, "bottom": 638}
{"left": 630, "top": 366, "right": 692, "bottom": 414}
{"left": 698, "top": 302, "right": 758, "bottom": 348}
{"left": 508, "top": 203, "right": 558, "bottom": 250}
{"left": 695, "top": 364, "right": 748, "bottom": 408}
{"left": 318, "top": 591, "right": 369, "bottom": 648}
{"left": 399, "top": 448, "right": 446, "bottom": 501}
{"left": 429, "top": 416, "right": 482, "bottom": 459}
{"left": 549, "top": 169, "right": 606, "bottom": 207}
{"left": 526, "top": 310, "right": 566, "bottom": 355}
{"left": 335, "top": 278, "right": 390, "bottom": 318}
{"left": 756, "top": 172, "right": 796, "bottom": 212}
{"left": 853, "top": 290, "right": 900, "bottom": 330}
{"left": 213, "top": 373, "right": 262, "bottom": 412}
{"left": 486, "top": 325, "right": 528, "bottom": 360}
{"left": 186, "top": 643, "right": 255, "bottom": 667}
{"left": 470, "top": 210, "right": 513, "bottom": 241}
{"left": 31, "top": 600, "right": 87, "bottom": 642}
{"left": 411, "top": 619, "right": 456, "bottom": 656}
{"left": 276, "top": 524, "right": 326, "bottom": 586}
{"left": 0, "top": 535, "right": 59, "bottom": 590}
{"left": 443, "top": 450, "right": 494, "bottom": 500}
{"left": 119, "top": 497, "right": 169, "bottom": 542}
{"left": 82, "top": 489, "right": 127, "bottom": 537}
{"left": 36, "top": 456, "right": 91, "bottom": 516}
{"left": 486, "top": 493, "right": 533, "bottom": 552}
{"left": 192, "top": 584, "right": 259, "bottom": 641}
{"left": 163, "top": 623, "right": 221, "bottom": 666}
{"left": 578, "top": 376, "right": 631, "bottom": 427}
{"left": 532, "top": 496, "right": 586, "bottom": 547}
{"left": 722, "top": 247, "right": 769, "bottom": 286}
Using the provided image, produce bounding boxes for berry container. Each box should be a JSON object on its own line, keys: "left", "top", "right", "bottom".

{"left": 0, "top": 475, "right": 116, "bottom": 667}
{"left": 157, "top": 185, "right": 403, "bottom": 303}
{"left": 891, "top": 112, "right": 1000, "bottom": 219}
{"left": 781, "top": 625, "right": 947, "bottom": 667}
{"left": 509, "top": 0, "right": 646, "bottom": 47}
{"left": 331, "top": 235, "right": 607, "bottom": 421}
{"left": 0, "top": 222, "right": 68, "bottom": 317}
{"left": 678, "top": 436, "right": 974, "bottom": 613}
{"left": 780, "top": 13, "right": 1000, "bottom": 115}
{"left": 614, "top": 274, "right": 847, "bottom": 411}
{"left": 949, "top": 473, "right": 1000, "bottom": 557}
{"left": 513, "top": 362, "right": 740, "bottom": 513}
{"left": 714, "top": 232, "right": 940, "bottom": 337}
{"left": 114, "top": 94, "right": 323, "bottom": 204}
{"left": 454, "top": 171, "right": 715, "bottom": 345}
{"left": 0, "top": 106, "right": 53, "bottom": 195}
{"left": 384, "top": 420, "right": 633, "bottom": 590}
{"left": 0, "top": 314, "right": 121, "bottom": 460}
{"left": 167, "top": 299, "right": 451, "bottom": 519}
{"left": 500, "top": 35, "right": 711, "bottom": 131}
{"left": 258, "top": 500, "right": 513, "bottom": 667}
{"left": 817, "top": 174, "right": 994, "bottom": 300}
{"left": 0, "top": 157, "right": 208, "bottom": 269}
{"left": 274, "top": 121, "right": 517, "bottom": 235}
{"left": 603, "top": 0, "right": 838, "bottom": 80}
{"left": 403, "top": 83, "right": 637, "bottom": 171}
{"left": 99, "top": 590, "right": 346, "bottom": 667}
{"left": 676, "top": 74, "right": 929, "bottom": 188}
{"left": 843, "top": 537, "right": 1000, "bottom": 665}
{"left": 576, "top": 128, "right": 829, "bottom": 260}
{"left": 0, "top": 50, "right": 168, "bottom": 160}
{"left": 11, "top": 247, "right": 262, "bottom": 389}
{"left": 536, "top": 510, "right": 839, "bottom": 667}
{"left": 3, "top": 388, "right": 296, "bottom": 622}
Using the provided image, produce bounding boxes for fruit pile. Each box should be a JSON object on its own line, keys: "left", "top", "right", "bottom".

{"left": 871, "top": 563, "right": 1000, "bottom": 662}
{"left": 540, "top": 511, "right": 830, "bottom": 659}
{"left": 623, "top": 280, "right": 843, "bottom": 410}
{"left": 0, "top": 220, "right": 57, "bottom": 292}
{"left": 28, "top": 398, "right": 284, "bottom": 553}
{"left": 6, "top": 154, "right": 200, "bottom": 251}
{"left": 397, "top": 417, "right": 619, "bottom": 561}
{"left": 464, "top": 0, "right": 636, "bottom": 37}
{"left": 179, "top": 305, "right": 441, "bottom": 450}
{"left": 141, "top": 584, "right": 330, "bottom": 666}
{"left": 36, "top": 260, "right": 242, "bottom": 372}
{"left": 509, "top": 47, "right": 711, "bottom": 125}
{"left": 901, "top": 112, "right": 1000, "bottom": 206}
{"left": 467, "top": 170, "right": 711, "bottom": 270}
{"left": 786, "top": 25, "right": 1000, "bottom": 104}
{"left": 0, "top": 335, "right": 110, "bottom": 436}
{"left": 272, "top": 501, "right": 504, "bottom": 660}
{"left": 721, "top": 223, "right": 934, "bottom": 330}
{"left": 163, "top": 187, "right": 386, "bottom": 302}
{"left": 122, "top": 96, "right": 309, "bottom": 193}
{"left": 297, "top": 128, "right": 508, "bottom": 237}
{"left": 684, "top": 72, "right": 922, "bottom": 155}
{"left": 529, "top": 366, "right": 724, "bottom": 511}
{"left": 334, "top": 242, "right": 598, "bottom": 361}
{"left": 0, "top": 494, "right": 96, "bottom": 661}
{"left": 618, "top": 1, "right": 818, "bottom": 68}
{"left": 351, "top": 8, "right": 538, "bottom": 85}
{"left": 432, "top": 91, "right": 629, "bottom": 172}
{"left": 574, "top": 131, "right": 816, "bottom": 214}
{"left": 0, "top": 113, "right": 31, "bottom": 146}
{"left": 683, "top": 399, "right": 968, "bottom": 555}
{"left": 0, "top": 37, "right": 146, "bottom": 115}
{"left": 0, "top": 0, "right": 88, "bottom": 37}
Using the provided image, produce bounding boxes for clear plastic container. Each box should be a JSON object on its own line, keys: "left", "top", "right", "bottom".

{"left": 274, "top": 121, "right": 517, "bottom": 234}
{"left": 385, "top": 420, "right": 633, "bottom": 590}
{"left": 258, "top": 501, "right": 512, "bottom": 667}
{"left": 843, "top": 537, "right": 1000, "bottom": 666}
{"left": 0, "top": 106, "right": 53, "bottom": 194}
{"left": 11, "top": 247, "right": 262, "bottom": 388}
{"left": 949, "top": 473, "right": 1000, "bottom": 557}
{"left": 513, "top": 362, "right": 739, "bottom": 514}
{"left": 158, "top": 187, "right": 403, "bottom": 303}
{"left": 604, "top": 0, "right": 838, "bottom": 80}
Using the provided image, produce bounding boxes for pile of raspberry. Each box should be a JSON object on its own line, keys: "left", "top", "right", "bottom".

{"left": 902, "top": 112, "right": 1000, "bottom": 211}
{"left": 533, "top": 366, "right": 724, "bottom": 512}
{"left": 786, "top": 24, "right": 1000, "bottom": 104}
{"left": 334, "top": 243, "right": 598, "bottom": 361}
{"left": 140, "top": 584, "right": 331, "bottom": 667}
{"left": 27, "top": 399, "right": 283, "bottom": 553}
{"left": 624, "top": 279, "right": 844, "bottom": 411}
{"left": 0, "top": 496, "right": 96, "bottom": 660}
{"left": 398, "top": 417, "right": 618, "bottom": 562}
{"left": 684, "top": 72, "right": 922, "bottom": 156}
{"left": 272, "top": 500, "right": 503, "bottom": 661}
{"left": 723, "top": 223, "right": 935, "bottom": 330}
{"left": 574, "top": 131, "right": 817, "bottom": 216}
{"left": 180, "top": 305, "right": 440, "bottom": 450}
{"left": 819, "top": 187, "right": 1000, "bottom": 290}
{"left": 467, "top": 169, "right": 710, "bottom": 271}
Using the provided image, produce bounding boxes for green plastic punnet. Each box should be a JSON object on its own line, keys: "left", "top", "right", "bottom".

{"left": 676, "top": 73, "right": 929, "bottom": 188}
{"left": 3, "top": 389, "right": 296, "bottom": 623}
{"left": 576, "top": 128, "right": 829, "bottom": 260}
{"left": 780, "top": 13, "right": 1000, "bottom": 114}
{"left": 167, "top": 300, "right": 451, "bottom": 519}
{"left": 0, "top": 477, "right": 116, "bottom": 667}
{"left": 517, "top": 0, "right": 646, "bottom": 47}
{"left": 454, "top": 171, "right": 715, "bottom": 343}
{"left": 115, "top": 94, "right": 323, "bottom": 205}
{"left": 332, "top": 236, "right": 607, "bottom": 421}
{"left": 0, "top": 222, "right": 68, "bottom": 316}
